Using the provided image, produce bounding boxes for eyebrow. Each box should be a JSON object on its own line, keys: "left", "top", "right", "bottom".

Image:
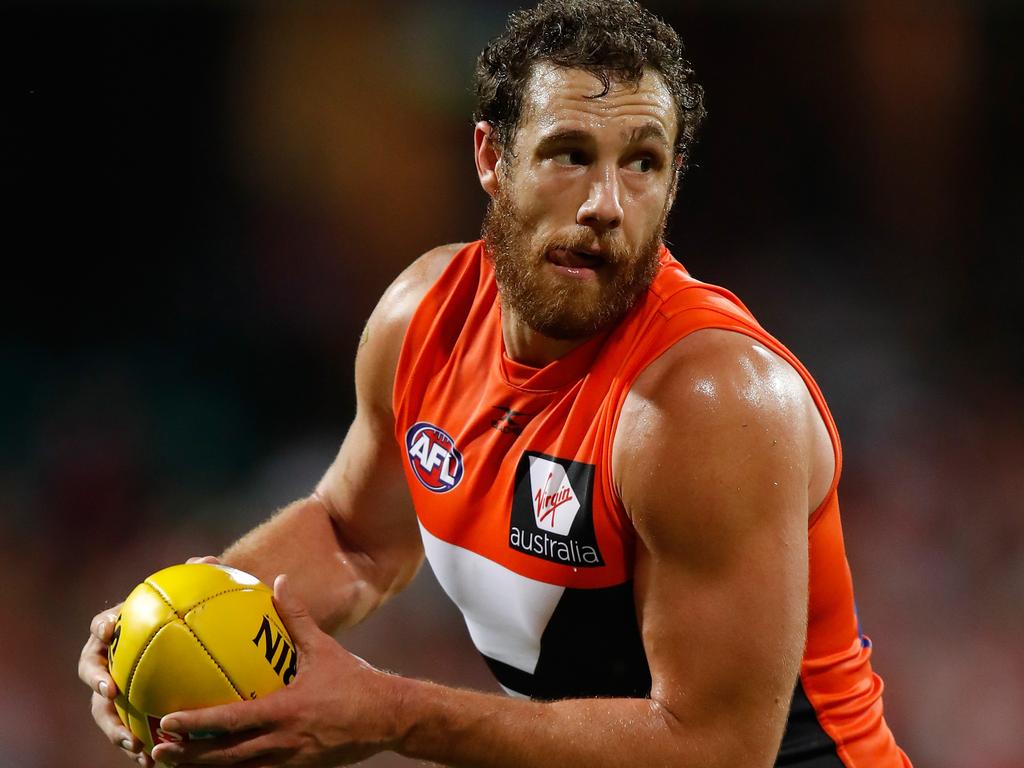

{"left": 535, "top": 129, "right": 594, "bottom": 153}
{"left": 535, "top": 124, "right": 671, "bottom": 154}
{"left": 625, "top": 123, "right": 671, "bottom": 149}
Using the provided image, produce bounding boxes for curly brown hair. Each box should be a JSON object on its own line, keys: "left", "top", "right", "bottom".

{"left": 473, "top": 0, "right": 705, "bottom": 163}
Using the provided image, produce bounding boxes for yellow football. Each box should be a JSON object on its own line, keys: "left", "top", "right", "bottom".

{"left": 107, "top": 563, "right": 295, "bottom": 754}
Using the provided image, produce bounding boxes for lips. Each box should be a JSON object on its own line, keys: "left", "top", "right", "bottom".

{"left": 546, "top": 247, "right": 605, "bottom": 269}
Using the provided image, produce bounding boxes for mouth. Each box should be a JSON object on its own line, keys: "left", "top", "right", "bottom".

{"left": 545, "top": 247, "right": 606, "bottom": 279}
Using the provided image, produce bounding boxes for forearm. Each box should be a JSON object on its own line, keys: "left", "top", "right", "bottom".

{"left": 391, "top": 678, "right": 770, "bottom": 768}
{"left": 220, "top": 495, "right": 383, "bottom": 632}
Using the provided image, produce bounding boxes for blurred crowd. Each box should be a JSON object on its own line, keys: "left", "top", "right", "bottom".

{"left": 3, "top": 1, "right": 1022, "bottom": 766}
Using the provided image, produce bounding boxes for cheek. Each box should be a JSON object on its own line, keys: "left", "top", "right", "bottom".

{"left": 623, "top": 181, "right": 671, "bottom": 224}
{"left": 525, "top": 167, "right": 586, "bottom": 212}
{"left": 622, "top": 172, "right": 669, "bottom": 203}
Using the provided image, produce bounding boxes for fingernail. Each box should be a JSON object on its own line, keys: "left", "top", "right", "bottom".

{"left": 97, "top": 620, "right": 106, "bottom": 636}
{"left": 137, "top": 756, "right": 147, "bottom": 766}
{"left": 98, "top": 681, "right": 109, "bottom": 697}
{"left": 121, "top": 738, "right": 133, "bottom": 750}
{"left": 161, "top": 717, "right": 181, "bottom": 735}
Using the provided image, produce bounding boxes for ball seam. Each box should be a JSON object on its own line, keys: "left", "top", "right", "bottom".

{"left": 144, "top": 580, "right": 263, "bottom": 616}
{"left": 146, "top": 586, "right": 248, "bottom": 702}
{"left": 123, "top": 617, "right": 165, "bottom": 704}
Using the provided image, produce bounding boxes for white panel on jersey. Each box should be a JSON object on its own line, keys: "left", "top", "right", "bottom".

{"left": 418, "top": 523, "right": 564, "bottom": 674}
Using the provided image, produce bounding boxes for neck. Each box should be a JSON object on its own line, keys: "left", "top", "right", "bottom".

{"left": 500, "top": 300, "right": 591, "bottom": 368}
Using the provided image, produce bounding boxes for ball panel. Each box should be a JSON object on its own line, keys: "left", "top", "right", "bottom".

{"left": 186, "top": 590, "right": 296, "bottom": 699}
{"left": 145, "top": 563, "right": 267, "bottom": 614}
{"left": 108, "top": 582, "right": 177, "bottom": 696}
{"left": 128, "top": 620, "right": 242, "bottom": 729}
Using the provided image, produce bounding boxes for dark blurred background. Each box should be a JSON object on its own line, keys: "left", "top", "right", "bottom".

{"left": 3, "top": 1, "right": 1022, "bottom": 766}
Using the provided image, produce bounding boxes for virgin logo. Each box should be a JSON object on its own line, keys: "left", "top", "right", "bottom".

{"left": 528, "top": 456, "right": 580, "bottom": 535}
{"left": 535, "top": 478, "right": 573, "bottom": 526}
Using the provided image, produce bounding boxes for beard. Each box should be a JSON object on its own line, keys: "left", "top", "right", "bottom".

{"left": 481, "top": 187, "right": 667, "bottom": 341}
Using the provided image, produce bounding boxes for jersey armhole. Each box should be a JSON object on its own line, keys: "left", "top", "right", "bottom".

{"left": 391, "top": 243, "right": 477, "bottom": 431}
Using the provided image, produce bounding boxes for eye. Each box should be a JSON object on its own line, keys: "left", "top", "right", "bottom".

{"left": 626, "top": 156, "right": 656, "bottom": 173}
{"left": 552, "top": 150, "right": 588, "bottom": 166}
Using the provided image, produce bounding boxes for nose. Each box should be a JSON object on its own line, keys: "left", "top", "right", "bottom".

{"left": 577, "top": 164, "right": 623, "bottom": 232}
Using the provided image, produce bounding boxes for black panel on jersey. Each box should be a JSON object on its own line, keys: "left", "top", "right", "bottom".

{"left": 481, "top": 592, "right": 843, "bottom": 767}
{"left": 482, "top": 656, "right": 537, "bottom": 696}
{"left": 776, "top": 679, "right": 845, "bottom": 767}
{"left": 531, "top": 582, "right": 651, "bottom": 699}
{"left": 482, "top": 582, "right": 651, "bottom": 700}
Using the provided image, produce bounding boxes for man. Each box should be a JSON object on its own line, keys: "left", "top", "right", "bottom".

{"left": 79, "top": 1, "right": 912, "bottom": 765}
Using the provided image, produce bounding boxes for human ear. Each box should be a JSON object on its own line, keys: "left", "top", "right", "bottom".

{"left": 474, "top": 121, "right": 503, "bottom": 198}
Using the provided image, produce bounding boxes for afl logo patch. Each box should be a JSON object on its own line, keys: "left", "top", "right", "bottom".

{"left": 405, "top": 422, "right": 464, "bottom": 493}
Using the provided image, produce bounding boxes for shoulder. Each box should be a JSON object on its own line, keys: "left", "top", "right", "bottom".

{"left": 613, "top": 328, "right": 833, "bottom": 545}
{"left": 371, "top": 242, "right": 465, "bottom": 331}
{"left": 356, "top": 242, "right": 465, "bottom": 416}
{"left": 623, "top": 328, "right": 812, "bottom": 423}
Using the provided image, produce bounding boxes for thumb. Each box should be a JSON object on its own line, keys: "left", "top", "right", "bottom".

{"left": 272, "top": 574, "right": 324, "bottom": 654}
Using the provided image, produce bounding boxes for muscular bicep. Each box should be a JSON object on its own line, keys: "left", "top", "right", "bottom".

{"left": 632, "top": 477, "right": 808, "bottom": 763}
{"left": 617, "top": 331, "right": 818, "bottom": 765}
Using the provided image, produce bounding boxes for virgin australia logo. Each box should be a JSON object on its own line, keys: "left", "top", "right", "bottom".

{"left": 509, "top": 453, "right": 603, "bottom": 567}
{"left": 405, "top": 422, "right": 464, "bottom": 493}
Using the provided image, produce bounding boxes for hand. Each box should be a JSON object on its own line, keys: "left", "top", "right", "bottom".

{"left": 150, "top": 574, "right": 398, "bottom": 767}
{"left": 78, "top": 555, "right": 223, "bottom": 766}
{"left": 80, "top": 602, "right": 152, "bottom": 765}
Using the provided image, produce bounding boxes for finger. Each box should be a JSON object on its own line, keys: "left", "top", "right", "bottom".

{"left": 91, "top": 691, "right": 142, "bottom": 753}
{"left": 186, "top": 555, "right": 222, "bottom": 565}
{"left": 79, "top": 633, "right": 118, "bottom": 698}
{"left": 91, "top": 607, "right": 121, "bottom": 642}
{"left": 151, "top": 731, "right": 284, "bottom": 766}
{"left": 271, "top": 574, "right": 324, "bottom": 655}
{"left": 159, "top": 698, "right": 272, "bottom": 740}
{"left": 122, "top": 744, "right": 152, "bottom": 767}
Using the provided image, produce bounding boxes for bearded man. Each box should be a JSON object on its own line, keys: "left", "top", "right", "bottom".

{"left": 79, "top": 1, "right": 912, "bottom": 766}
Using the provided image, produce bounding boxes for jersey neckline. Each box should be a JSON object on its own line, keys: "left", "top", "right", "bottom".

{"left": 495, "top": 296, "right": 613, "bottom": 393}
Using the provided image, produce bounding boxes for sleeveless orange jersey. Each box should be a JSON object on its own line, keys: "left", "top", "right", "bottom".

{"left": 393, "top": 241, "right": 911, "bottom": 767}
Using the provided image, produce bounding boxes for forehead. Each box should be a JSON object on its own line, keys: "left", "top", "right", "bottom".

{"left": 519, "top": 62, "right": 677, "bottom": 146}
